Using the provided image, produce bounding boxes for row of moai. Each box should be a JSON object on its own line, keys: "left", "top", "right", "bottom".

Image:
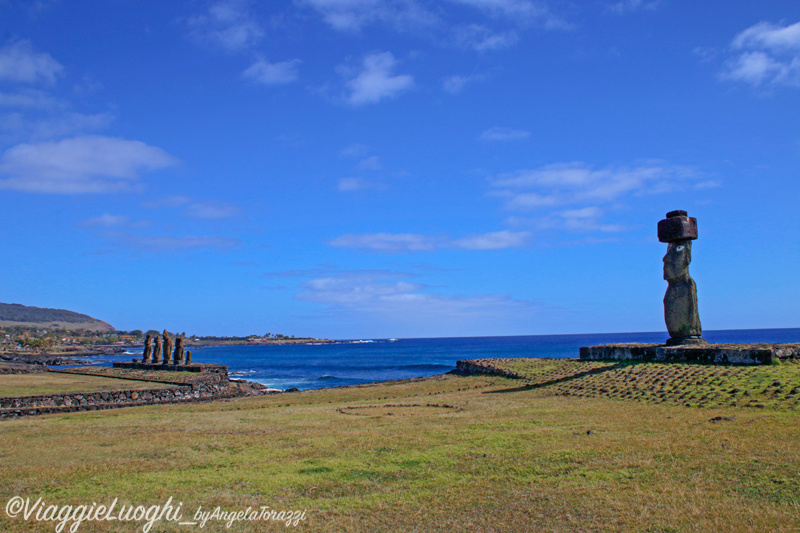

{"left": 142, "top": 330, "right": 193, "bottom": 365}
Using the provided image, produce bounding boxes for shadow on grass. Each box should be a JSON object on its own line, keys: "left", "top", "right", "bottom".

{"left": 483, "top": 362, "right": 627, "bottom": 394}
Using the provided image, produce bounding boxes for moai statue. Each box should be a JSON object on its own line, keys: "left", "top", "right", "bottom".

{"left": 162, "top": 330, "right": 174, "bottom": 364}
{"left": 658, "top": 210, "right": 705, "bottom": 345}
{"left": 186, "top": 350, "right": 192, "bottom": 364}
{"left": 173, "top": 336, "right": 185, "bottom": 365}
{"left": 143, "top": 334, "right": 154, "bottom": 363}
{"left": 153, "top": 335, "right": 163, "bottom": 364}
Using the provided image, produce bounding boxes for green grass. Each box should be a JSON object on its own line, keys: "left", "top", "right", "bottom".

{"left": 0, "top": 366, "right": 799, "bottom": 532}
{"left": 492, "top": 358, "right": 800, "bottom": 409}
{"left": 0, "top": 373, "right": 174, "bottom": 397}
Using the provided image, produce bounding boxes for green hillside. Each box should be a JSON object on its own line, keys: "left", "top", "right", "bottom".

{"left": 0, "top": 303, "right": 114, "bottom": 332}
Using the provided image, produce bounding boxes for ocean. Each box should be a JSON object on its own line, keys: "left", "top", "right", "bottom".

{"left": 106, "top": 328, "right": 800, "bottom": 391}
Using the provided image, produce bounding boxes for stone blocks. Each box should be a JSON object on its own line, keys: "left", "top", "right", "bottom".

{"left": 579, "top": 343, "right": 800, "bottom": 365}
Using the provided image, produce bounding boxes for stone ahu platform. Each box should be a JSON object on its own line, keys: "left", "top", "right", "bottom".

{"left": 113, "top": 361, "right": 226, "bottom": 373}
{"left": 580, "top": 343, "right": 800, "bottom": 365}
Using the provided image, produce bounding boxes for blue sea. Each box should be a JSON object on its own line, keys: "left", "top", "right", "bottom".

{"left": 100, "top": 328, "right": 800, "bottom": 391}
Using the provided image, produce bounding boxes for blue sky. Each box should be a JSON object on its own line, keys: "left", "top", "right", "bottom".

{"left": 1, "top": 0, "right": 798, "bottom": 339}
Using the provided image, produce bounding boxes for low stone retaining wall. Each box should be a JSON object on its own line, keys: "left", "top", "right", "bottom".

{"left": 0, "top": 380, "right": 229, "bottom": 420}
{"left": 579, "top": 343, "right": 800, "bottom": 365}
{"left": 455, "top": 359, "right": 526, "bottom": 379}
{"left": 0, "top": 362, "right": 46, "bottom": 374}
{"left": 113, "top": 361, "right": 228, "bottom": 373}
{"left": 54, "top": 364, "right": 229, "bottom": 386}
{"left": 1, "top": 364, "right": 232, "bottom": 420}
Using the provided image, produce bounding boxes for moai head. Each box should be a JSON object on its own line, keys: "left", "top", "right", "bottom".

{"left": 663, "top": 241, "right": 691, "bottom": 281}
{"left": 659, "top": 210, "right": 698, "bottom": 282}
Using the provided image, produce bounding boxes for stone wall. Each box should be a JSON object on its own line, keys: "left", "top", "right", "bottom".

{"left": 112, "top": 361, "right": 227, "bottom": 373}
{"left": 0, "top": 362, "right": 46, "bottom": 374}
{"left": 1, "top": 365, "right": 231, "bottom": 420}
{"left": 455, "top": 359, "right": 525, "bottom": 379}
{"left": 579, "top": 343, "right": 800, "bottom": 365}
{"left": 0, "top": 379, "right": 228, "bottom": 420}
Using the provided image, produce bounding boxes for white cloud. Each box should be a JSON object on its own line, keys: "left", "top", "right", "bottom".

{"left": 78, "top": 213, "right": 153, "bottom": 230}
{"left": 301, "top": 0, "right": 567, "bottom": 56}
{"left": 187, "top": 0, "right": 264, "bottom": 52}
{"left": 144, "top": 194, "right": 194, "bottom": 209}
{"left": 299, "top": 275, "right": 425, "bottom": 306}
{"left": 447, "top": 0, "right": 569, "bottom": 29}
{"left": 450, "top": 230, "right": 532, "bottom": 249}
{"left": 329, "top": 230, "right": 531, "bottom": 252}
{"left": 338, "top": 177, "right": 363, "bottom": 191}
{"left": 721, "top": 21, "right": 800, "bottom": 88}
{"left": 77, "top": 214, "right": 238, "bottom": 253}
{"left": 109, "top": 233, "right": 240, "bottom": 252}
{"left": 0, "top": 135, "right": 178, "bottom": 194}
{"left": 356, "top": 155, "right": 382, "bottom": 170}
{"left": 25, "top": 112, "right": 114, "bottom": 140}
{"left": 490, "top": 162, "right": 716, "bottom": 234}
{"left": 0, "top": 111, "right": 114, "bottom": 142}
{"left": 296, "top": 270, "right": 539, "bottom": 336}
{"left": 184, "top": 201, "right": 242, "bottom": 219}
{"left": 78, "top": 214, "right": 134, "bottom": 228}
{"left": 298, "top": 0, "right": 437, "bottom": 32}
{"left": 722, "top": 51, "right": 799, "bottom": 87}
{"left": 606, "top": 0, "right": 660, "bottom": 15}
{"left": 337, "top": 147, "right": 385, "bottom": 191}
{"left": 338, "top": 177, "right": 385, "bottom": 191}
{"left": 452, "top": 24, "right": 518, "bottom": 51}
{"left": 480, "top": 126, "right": 530, "bottom": 141}
{"left": 243, "top": 58, "right": 301, "bottom": 85}
{"left": 490, "top": 162, "right": 707, "bottom": 211}
{"left": 449, "top": 0, "right": 540, "bottom": 19}
{"left": 144, "top": 195, "right": 241, "bottom": 219}
{"left": 340, "top": 143, "right": 370, "bottom": 158}
{"left": 0, "top": 40, "right": 63, "bottom": 85}
{"left": 694, "top": 179, "right": 722, "bottom": 190}
{"left": 330, "top": 232, "right": 443, "bottom": 252}
{"left": 300, "top": 0, "right": 568, "bottom": 57}
{"left": 442, "top": 74, "right": 484, "bottom": 94}
{"left": 343, "top": 52, "right": 414, "bottom": 105}
{"left": 732, "top": 21, "right": 800, "bottom": 51}
{"left": 0, "top": 88, "right": 62, "bottom": 110}
{"left": 546, "top": 207, "right": 625, "bottom": 233}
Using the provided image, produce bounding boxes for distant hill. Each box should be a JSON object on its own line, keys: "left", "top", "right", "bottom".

{"left": 0, "top": 303, "right": 114, "bottom": 332}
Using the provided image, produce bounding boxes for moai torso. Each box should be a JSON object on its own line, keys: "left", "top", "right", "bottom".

{"left": 143, "top": 334, "right": 153, "bottom": 363}
{"left": 163, "top": 330, "right": 173, "bottom": 364}
{"left": 174, "top": 336, "right": 185, "bottom": 364}
{"left": 153, "top": 335, "right": 163, "bottom": 363}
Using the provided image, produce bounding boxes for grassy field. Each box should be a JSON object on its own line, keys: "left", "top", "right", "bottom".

{"left": 0, "top": 373, "right": 175, "bottom": 398}
{"left": 0, "top": 361, "right": 799, "bottom": 532}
